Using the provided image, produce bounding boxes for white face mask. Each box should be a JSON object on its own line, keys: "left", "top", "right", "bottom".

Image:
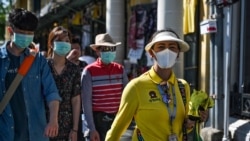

{"left": 153, "top": 48, "right": 178, "bottom": 69}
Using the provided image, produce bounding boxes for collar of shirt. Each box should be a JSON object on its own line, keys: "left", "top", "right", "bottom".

{"left": 148, "top": 66, "right": 176, "bottom": 85}
{"left": 0, "top": 41, "right": 10, "bottom": 58}
{"left": 0, "top": 41, "right": 32, "bottom": 59}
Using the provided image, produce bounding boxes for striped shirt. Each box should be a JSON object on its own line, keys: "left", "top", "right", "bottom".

{"left": 91, "top": 70, "right": 124, "bottom": 113}
{"left": 81, "top": 58, "right": 129, "bottom": 130}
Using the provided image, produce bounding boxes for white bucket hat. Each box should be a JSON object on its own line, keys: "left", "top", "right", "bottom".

{"left": 145, "top": 31, "right": 190, "bottom": 52}
{"left": 90, "top": 33, "right": 121, "bottom": 51}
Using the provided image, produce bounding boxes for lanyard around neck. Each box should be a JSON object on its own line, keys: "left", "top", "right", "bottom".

{"left": 157, "top": 83, "right": 177, "bottom": 128}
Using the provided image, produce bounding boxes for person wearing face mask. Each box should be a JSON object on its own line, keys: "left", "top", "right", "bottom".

{"left": 105, "top": 28, "right": 209, "bottom": 141}
{"left": 0, "top": 8, "right": 61, "bottom": 141}
{"left": 81, "top": 33, "right": 129, "bottom": 141}
{"left": 46, "top": 26, "right": 81, "bottom": 141}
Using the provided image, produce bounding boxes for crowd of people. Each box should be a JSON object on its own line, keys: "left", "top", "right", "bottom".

{"left": 0, "top": 8, "right": 209, "bottom": 141}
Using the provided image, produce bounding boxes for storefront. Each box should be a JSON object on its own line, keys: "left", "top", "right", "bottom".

{"left": 234, "top": 0, "right": 250, "bottom": 118}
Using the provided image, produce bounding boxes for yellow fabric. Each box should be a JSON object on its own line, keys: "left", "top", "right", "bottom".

{"left": 71, "top": 12, "right": 82, "bottom": 25}
{"left": 61, "top": 18, "right": 69, "bottom": 29}
{"left": 183, "top": 0, "right": 197, "bottom": 34}
{"left": 129, "top": 0, "right": 156, "bottom": 7}
{"left": 91, "top": 4, "right": 101, "bottom": 19}
{"left": 105, "top": 67, "right": 190, "bottom": 141}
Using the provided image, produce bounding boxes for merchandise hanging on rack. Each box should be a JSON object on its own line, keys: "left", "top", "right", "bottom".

{"left": 127, "top": 2, "right": 157, "bottom": 78}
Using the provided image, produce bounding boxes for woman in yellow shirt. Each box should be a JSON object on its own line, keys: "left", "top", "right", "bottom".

{"left": 105, "top": 28, "right": 208, "bottom": 141}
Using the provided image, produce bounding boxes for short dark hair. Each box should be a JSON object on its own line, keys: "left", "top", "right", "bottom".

{"left": 8, "top": 8, "right": 38, "bottom": 31}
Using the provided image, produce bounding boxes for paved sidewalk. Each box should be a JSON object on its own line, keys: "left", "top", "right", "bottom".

{"left": 120, "top": 121, "right": 135, "bottom": 141}
{"left": 200, "top": 117, "right": 250, "bottom": 141}
{"left": 120, "top": 130, "right": 133, "bottom": 141}
{"left": 228, "top": 118, "right": 250, "bottom": 141}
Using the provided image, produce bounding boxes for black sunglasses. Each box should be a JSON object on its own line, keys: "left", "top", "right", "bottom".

{"left": 97, "top": 46, "right": 116, "bottom": 52}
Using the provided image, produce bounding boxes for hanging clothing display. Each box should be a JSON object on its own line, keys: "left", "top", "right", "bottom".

{"left": 183, "top": 0, "right": 197, "bottom": 34}
{"left": 128, "top": 9, "right": 137, "bottom": 49}
{"left": 144, "top": 4, "right": 157, "bottom": 42}
{"left": 135, "top": 6, "right": 147, "bottom": 39}
{"left": 71, "top": 12, "right": 82, "bottom": 25}
{"left": 127, "top": 2, "right": 157, "bottom": 79}
{"left": 128, "top": 5, "right": 147, "bottom": 50}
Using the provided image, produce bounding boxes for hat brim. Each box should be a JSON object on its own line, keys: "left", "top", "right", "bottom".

{"left": 90, "top": 42, "right": 121, "bottom": 50}
{"left": 145, "top": 36, "right": 190, "bottom": 52}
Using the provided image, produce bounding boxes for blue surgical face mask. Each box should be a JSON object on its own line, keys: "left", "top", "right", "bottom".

{"left": 13, "top": 33, "right": 34, "bottom": 49}
{"left": 53, "top": 41, "right": 71, "bottom": 56}
{"left": 100, "top": 51, "right": 116, "bottom": 64}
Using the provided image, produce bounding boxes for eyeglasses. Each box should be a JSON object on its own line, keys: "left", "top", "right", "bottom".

{"left": 97, "top": 46, "right": 116, "bottom": 52}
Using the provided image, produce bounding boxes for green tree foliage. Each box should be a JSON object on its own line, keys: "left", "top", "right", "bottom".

{"left": 0, "top": 3, "right": 6, "bottom": 41}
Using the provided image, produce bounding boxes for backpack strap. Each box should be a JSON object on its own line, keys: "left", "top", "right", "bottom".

{"left": 177, "top": 78, "right": 188, "bottom": 141}
{"left": 0, "top": 47, "right": 37, "bottom": 114}
{"left": 177, "top": 79, "right": 187, "bottom": 106}
{"left": 136, "top": 128, "right": 144, "bottom": 141}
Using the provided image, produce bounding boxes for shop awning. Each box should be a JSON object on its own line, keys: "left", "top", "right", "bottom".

{"left": 37, "top": 0, "right": 92, "bottom": 30}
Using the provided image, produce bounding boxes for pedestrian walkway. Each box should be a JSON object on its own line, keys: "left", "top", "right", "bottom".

{"left": 120, "top": 130, "right": 133, "bottom": 141}
{"left": 120, "top": 120, "right": 135, "bottom": 141}
{"left": 201, "top": 117, "right": 250, "bottom": 141}
{"left": 229, "top": 117, "right": 250, "bottom": 141}
{"left": 117, "top": 117, "right": 250, "bottom": 141}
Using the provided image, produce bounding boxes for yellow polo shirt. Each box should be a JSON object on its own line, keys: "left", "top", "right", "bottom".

{"left": 105, "top": 67, "right": 190, "bottom": 141}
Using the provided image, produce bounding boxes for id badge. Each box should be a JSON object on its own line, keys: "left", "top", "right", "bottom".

{"left": 168, "top": 134, "right": 178, "bottom": 141}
